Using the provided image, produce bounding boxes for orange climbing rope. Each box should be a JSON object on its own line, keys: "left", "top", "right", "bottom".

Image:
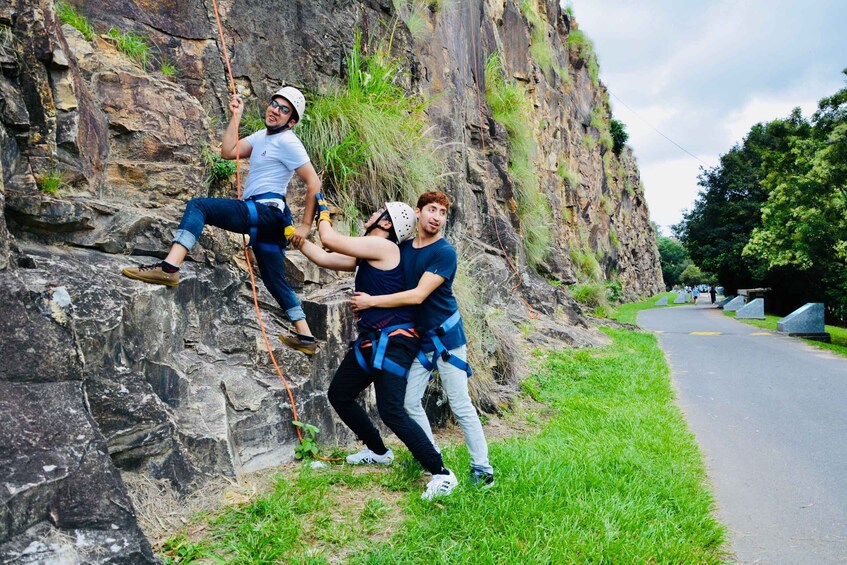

{"left": 467, "top": 3, "right": 540, "bottom": 320}
{"left": 209, "top": 0, "right": 304, "bottom": 442}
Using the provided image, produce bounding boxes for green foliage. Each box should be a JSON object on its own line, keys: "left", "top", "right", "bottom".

{"left": 298, "top": 31, "right": 446, "bottom": 216}
{"left": 557, "top": 162, "right": 580, "bottom": 187}
{"left": 237, "top": 99, "right": 267, "bottom": 138}
{"left": 567, "top": 29, "right": 600, "bottom": 85}
{"left": 656, "top": 233, "right": 691, "bottom": 289}
{"left": 485, "top": 51, "right": 551, "bottom": 267}
{"left": 106, "top": 27, "right": 151, "bottom": 70}
{"left": 201, "top": 146, "right": 236, "bottom": 189}
{"left": 571, "top": 281, "right": 606, "bottom": 307}
{"left": 292, "top": 421, "right": 321, "bottom": 460}
{"left": 37, "top": 169, "right": 66, "bottom": 194}
{"left": 570, "top": 246, "right": 601, "bottom": 281}
{"left": 610, "top": 118, "right": 629, "bottom": 154}
{"left": 56, "top": 2, "right": 95, "bottom": 41}
{"left": 520, "top": 0, "right": 560, "bottom": 78}
{"left": 679, "top": 263, "right": 707, "bottom": 287}
{"left": 742, "top": 73, "right": 847, "bottom": 321}
{"left": 609, "top": 225, "right": 619, "bottom": 247}
{"left": 606, "top": 278, "right": 623, "bottom": 302}
{"left": 160, "top": 60, "right": 177, "bottom": 77}
{"left": 392, "top": 0, "right": 433, "bottom": 39}
{"left": 581, "top": 132, "right": 596, "bottom": 152}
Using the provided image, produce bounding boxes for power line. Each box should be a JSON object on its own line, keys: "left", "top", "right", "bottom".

{"left": 609, "top": 91, "right": 713, "bottom": 168}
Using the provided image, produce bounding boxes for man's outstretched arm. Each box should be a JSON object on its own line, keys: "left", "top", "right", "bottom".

{"left": 350, "top": 272, "right": 445, "bottom": 312}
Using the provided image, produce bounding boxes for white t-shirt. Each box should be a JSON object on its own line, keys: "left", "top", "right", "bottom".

{"left": 241, "top": 129, "right": 310, "bottom": 201}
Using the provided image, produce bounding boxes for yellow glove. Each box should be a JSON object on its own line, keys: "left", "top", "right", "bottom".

{"left": 315, "top": 193, "right": 332, "bottom": 225}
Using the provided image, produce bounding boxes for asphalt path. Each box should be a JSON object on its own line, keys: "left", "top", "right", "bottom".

{"left": 638, "top": 303, "right": 847, "bottom": 564}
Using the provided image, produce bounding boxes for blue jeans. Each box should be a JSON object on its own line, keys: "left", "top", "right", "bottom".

{"left": 172, "top": 197, "right": 305, "bottom": 322}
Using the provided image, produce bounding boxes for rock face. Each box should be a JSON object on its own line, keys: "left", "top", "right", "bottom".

{"left": 0, "top": 0, "right": 663, "bottom": 558}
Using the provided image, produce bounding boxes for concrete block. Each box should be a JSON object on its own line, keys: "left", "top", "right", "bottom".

{"left": 654, "top": 296, "right": 668, "bottom": 306}
{"left": 736, "top": 298, "right": 765, "bottom": 319}
{"left": 673, "top": 291, "right": 687, "bottom": 304}
{"left": 777, "top": 303, "right": 831, "bottom": 342}
{"left": 716, "top": 295, "right": 735, "bottom": 308}
{"left": 723, "top": 295, "right": 747, "bottom": 312}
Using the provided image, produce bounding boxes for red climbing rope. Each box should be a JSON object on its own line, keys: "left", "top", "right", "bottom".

{"left": 209, "top": 0, "right": 304, "bottom": 442}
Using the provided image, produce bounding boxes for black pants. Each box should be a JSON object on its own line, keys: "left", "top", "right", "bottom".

{"left": 328, "top": 334, "right": 445, "bottom": 475}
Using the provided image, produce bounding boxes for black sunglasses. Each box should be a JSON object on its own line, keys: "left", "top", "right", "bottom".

{"left": 270, "top": 99, "right": 292, "bottom": 114}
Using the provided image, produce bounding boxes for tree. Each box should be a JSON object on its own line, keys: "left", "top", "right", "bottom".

{"left": 679, "top": 264, "right": 706, "bottom": 287}
{"left": 673, "top": 117, "right": 803, "bottom": 294}
{"left": 610, "top": 119, "right": 628, "bottom": 155}
{"left": 656, "top": 234, "right": 690, "bottom": 289}
{"left": 744, "top": 71, "right": 847, "bottom": 322}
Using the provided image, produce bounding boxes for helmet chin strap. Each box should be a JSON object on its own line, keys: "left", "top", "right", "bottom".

{"left": 364, "top": 210, "right": 393, "bottom": 238}
{"left": 266, "top": 123, "right": 290, "bottom": 134}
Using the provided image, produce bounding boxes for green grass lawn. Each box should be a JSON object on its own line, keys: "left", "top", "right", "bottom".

{"left": 160, "top": 328, "right": 727, "bottom": 564}
{"left": 724, "top": 311, "right": 847, "bottom": 358}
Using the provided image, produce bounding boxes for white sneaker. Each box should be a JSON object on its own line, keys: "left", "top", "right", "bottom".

{"left": 421, "top": 469, "right": 458, "bottom": 500}
{"left": 346, "top": 448, "right": 394, "bottom": 466}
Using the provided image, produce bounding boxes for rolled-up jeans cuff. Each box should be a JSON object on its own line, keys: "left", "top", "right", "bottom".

{"left": 172, "top": 229, "right": 197, "bottom": 251}
{"left": 286, "top": 305, "right": 306, "bottom": 322}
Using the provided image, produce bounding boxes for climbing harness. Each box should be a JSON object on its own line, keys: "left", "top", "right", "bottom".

{"left": 417, "top": 311, "right": 473, "bottom": 377}
{"left": 354, "top": 324, "right": 419, "bottom": 378}
{"left": 244, "top": 192, "right": 295, "bottom": 252}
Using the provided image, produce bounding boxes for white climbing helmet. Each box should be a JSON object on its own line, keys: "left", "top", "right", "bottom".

{"left": 385, "top": 201, "right": 416, "bottom": 243}
{"left": 272, "top": 86, "right": 306, "bottom": 123}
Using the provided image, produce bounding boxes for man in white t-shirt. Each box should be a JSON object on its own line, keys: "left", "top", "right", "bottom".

{"left": 121, "top": 87, "right": 320, "bottom": 354}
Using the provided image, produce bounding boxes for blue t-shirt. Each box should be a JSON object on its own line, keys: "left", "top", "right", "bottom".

{"left": 354, "top": 259, "right": 414, "bottom": 330}
{"left": 399, "top": 238, "right": 466, "bottom": 350}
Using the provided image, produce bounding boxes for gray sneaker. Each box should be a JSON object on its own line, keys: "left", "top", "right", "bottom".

{"left": 470, "top": 468, "right": 494, "bottom": 488}
{"left": 121, "top": 263, "right": 179, "bottom": 287}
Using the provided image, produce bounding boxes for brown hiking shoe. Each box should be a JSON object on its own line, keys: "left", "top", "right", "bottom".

{"left": 279, "top": 334, "right": 317, "bottom": 356}
{"left": 121, "top": 263, "right": 180, "bottom": 287}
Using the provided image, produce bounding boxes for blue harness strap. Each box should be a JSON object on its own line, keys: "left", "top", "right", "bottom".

{"left": 417, "top": 311, "right": 473, "bottom": 377}
{"left": 244, "top": 192, "right": 289, "bottom": 253}
{"left": 354, "top": 323, "right": 417, "bottom": 378}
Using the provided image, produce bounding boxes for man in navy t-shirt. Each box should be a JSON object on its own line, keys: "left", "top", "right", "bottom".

{"left": 351, "top": 191, "right": 494, "bottom": 487}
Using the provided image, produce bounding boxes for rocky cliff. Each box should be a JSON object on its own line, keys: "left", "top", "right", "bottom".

{"left": 0, "top": 0, "right": 663, "bottom": 560}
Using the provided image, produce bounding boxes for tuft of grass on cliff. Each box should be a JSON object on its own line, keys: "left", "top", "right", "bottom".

{"left": 297, "top": 30, "right": 446, "bottom": 218}
{"left": 159, "top": 328, "right": 727, "bottom": 564}
{"left": 56, "top": 2, "right": 96, "bottom": 41}
{"left": 484, "top": 51, "right": 552, "bottom": 269}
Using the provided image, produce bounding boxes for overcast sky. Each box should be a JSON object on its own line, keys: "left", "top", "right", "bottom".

{"left": 567, "top": 0, "right": 847, "bottom": 234}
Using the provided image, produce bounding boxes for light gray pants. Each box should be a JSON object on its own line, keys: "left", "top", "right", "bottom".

{"left": 403, "top": 345, "right": 493, "bottom": 474}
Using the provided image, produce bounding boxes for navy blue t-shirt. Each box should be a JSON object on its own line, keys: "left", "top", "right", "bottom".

{"left": 355, "top": 259, "right": 414, "bottom": 330}
{"left": 399, "top": 238, "right": 466, "bottom": 350}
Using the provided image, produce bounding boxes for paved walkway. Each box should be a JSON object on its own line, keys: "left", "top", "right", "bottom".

{"left": 638, "top": 303, "right": 847, "bottom": 564}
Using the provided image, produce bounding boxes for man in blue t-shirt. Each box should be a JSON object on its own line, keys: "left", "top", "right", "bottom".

{"left": 350, "top": 191, "right": 494, "bottom": 487}
{"left": 121, "top": 87, "right": 319, "bottom": 354}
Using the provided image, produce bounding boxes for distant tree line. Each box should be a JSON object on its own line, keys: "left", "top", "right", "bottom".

{"left": 672, "top": 70, "right": 847, "bottom": 323}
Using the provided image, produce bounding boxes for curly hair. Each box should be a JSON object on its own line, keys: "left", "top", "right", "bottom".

{"left": 415, "top": 191, "right": 451, "bottom": 210}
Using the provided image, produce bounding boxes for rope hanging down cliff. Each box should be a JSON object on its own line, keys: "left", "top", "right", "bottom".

{"left": 209, "top": 0, "right": 304, "bottom": 443}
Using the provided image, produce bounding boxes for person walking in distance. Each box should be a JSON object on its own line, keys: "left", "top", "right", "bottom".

{"left": 121, "top": 88, "right": 319, "bottom": 355}
{"left": 294, "top": 195, "right": 458, "bottom": 500}
{"left": 350, "top": 191, "right": 495, "bottom": 488}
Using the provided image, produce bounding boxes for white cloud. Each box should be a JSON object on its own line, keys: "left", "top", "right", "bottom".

{"left": 639, "top": 157, "right": 705, "bottom": 235}
{"left": 567, "top": 0, "right": 847, "bottom": 229}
